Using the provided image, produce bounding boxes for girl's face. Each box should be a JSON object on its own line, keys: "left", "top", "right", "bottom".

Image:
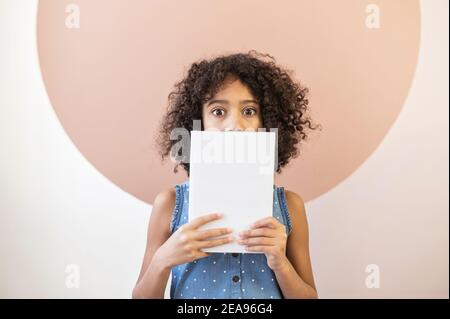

{"left": 202, "top": 75, "right": 263, "bottom": 131}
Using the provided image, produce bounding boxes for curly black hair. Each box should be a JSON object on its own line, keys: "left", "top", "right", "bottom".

{"left": 156, "top": 50, "right": 320, "bottom": 175}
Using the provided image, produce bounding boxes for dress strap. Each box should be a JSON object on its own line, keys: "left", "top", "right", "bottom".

{"left": 170, "top": 183, "right": 185, "bottom": 233}
{"left": 275, "top": 186, "right": 293, "bottom": 235}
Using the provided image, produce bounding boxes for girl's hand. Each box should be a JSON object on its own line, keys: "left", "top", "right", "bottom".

{"left": 156, "top": 213, "right": 234, "bottom": 268}
{"left": 237, "top": 217, "right": 289, "bottom": 272}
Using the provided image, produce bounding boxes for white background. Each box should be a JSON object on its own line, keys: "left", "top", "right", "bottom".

{"left": 0, "top": 0, "right": 448, "bottom": 298}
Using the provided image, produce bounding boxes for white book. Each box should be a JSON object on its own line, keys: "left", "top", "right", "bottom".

{"left": 188, "top": 130, "right": 276, "bottom": 253}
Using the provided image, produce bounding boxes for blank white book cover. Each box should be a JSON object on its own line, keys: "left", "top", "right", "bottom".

{"left": 188, "top": 130, "right": 276, "bottom": 253}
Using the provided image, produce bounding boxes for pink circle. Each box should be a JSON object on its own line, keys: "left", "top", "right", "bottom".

{"left": 37, "top": 0, "right": 420, "bottom": 203}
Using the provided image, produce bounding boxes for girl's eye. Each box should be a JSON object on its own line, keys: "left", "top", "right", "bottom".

{"left": 211, "top": 108, "right": 225, "bottom": 117}
{"left": 243, "top": 107, "right": 257, "bottom": 117}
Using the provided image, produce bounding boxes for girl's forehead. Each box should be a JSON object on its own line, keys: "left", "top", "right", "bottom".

{"left": 213, "top": 78, "right": 255, "bottom": 99}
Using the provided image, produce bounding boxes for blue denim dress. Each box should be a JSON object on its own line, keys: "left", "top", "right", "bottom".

{"left": 170, "top": 180, "right": 292, "bottom": 299}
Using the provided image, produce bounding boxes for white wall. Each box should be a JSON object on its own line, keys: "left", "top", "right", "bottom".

{"left": 0, "top": 0, "right": 154, "bottom": 298}
{"left": 0, "top": 0, "right": 448, "bottom": 298}
{"left": 308, "top": 0, "right": 449, "bottom": 297}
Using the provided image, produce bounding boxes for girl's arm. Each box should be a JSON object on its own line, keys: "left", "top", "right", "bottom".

{"left": 132, "top": 189, "right": 175, "bottom": 299}
{"left": 132, "top": 189, "right": 234, "bottom": 299}
{"left": 275, "top": 190, "right": 317, "bottom": 298}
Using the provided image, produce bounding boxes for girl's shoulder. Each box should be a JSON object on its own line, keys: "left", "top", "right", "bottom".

{"left": 153, "top": 187, "right": 177, "bottom": 208}
{"left": 280, "top": 188, "right": 308, "bottom": 237}
{"left": 282, "top": 188, "right": 305, "bottom": 207}
{"left": 154, "top": 181, "right": 190, "bottom": 233}
{"left": 274, "top": 185, "right": 305, "bottom": 211}
{"left": 152, "top": 187, "right": 177, "bottom": 225}
{"left": 281, "top": 188, "right": 306, "bottom": 218}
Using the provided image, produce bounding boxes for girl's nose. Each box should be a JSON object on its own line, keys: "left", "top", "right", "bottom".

{"left": 224, "top": 113, "right": 245, "bottom": 131}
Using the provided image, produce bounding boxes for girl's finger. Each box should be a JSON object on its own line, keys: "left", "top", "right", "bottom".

{"left": 187, "top": 212, "right": 222, "bottom": 229}
{"left": 237, "top": 237, "right": 276, "bottom": 246}
{"left": 239, "top": 228, "right": 277, "bottom": 238}
{"left": 195, "top": 227, "right": 233, "bottom": 240}
{"left": 197, "top": 235, "right": 234, "bottom": 249}
{"left": 251, "top": 217, "right": 279, "bottom": 229}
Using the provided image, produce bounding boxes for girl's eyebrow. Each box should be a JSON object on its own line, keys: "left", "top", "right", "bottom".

{"left": 207, "top": 99, "right": 229, "bottom": 107}
{"left": 206, "top": 99, "right": 258, "bottom": 107}
{"left": 240, "top": 99, "right": 258, "bottom": 105}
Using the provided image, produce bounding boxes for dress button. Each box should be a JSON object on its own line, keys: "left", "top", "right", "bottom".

{"left": 232, "top": 253, "right": 238, "bottom": 257}
{"left": 232, "top": 275, "right": 240, "bottom": 283}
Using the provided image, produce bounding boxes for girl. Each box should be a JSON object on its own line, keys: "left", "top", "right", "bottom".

{"left": 132, "top": 51, "right": 319, "bottom": 299}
